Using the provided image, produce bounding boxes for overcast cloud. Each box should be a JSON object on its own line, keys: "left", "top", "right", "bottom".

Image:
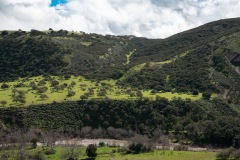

{"left": 0, "top": 0, "right": 240, "bottom": 38}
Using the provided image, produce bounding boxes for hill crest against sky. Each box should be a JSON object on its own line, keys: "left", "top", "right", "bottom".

{"left": 1, "top": 0, "right": 240, "bottom": 38}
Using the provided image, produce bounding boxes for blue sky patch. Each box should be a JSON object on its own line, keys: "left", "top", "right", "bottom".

{"left": 50, "top": 0, "right": 67, "bottom": 7}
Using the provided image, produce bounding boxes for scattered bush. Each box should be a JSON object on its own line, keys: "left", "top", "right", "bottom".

{"left": 0, "top": 100, "right": 7, "bottom": 107}
{"left": 67, "top": 90, "right": 76, "bottom": 97}
{"left": 1, "top": 83, "right": 9, "bottom": 89}
{"left": 128, "top": 143, "right": 153, "bottom": 154}
{"left": 38, "top": 80, "right": 46, "bottom": 86}
{"left": 43, "top": 148, "right": 56, "bottom": 155}
{"left": 202, "top": 92, "right": 211, "bottom": 100}
{"left": 29, "top": 149, "right": 45, "bottom": 160}
{"left": 192, "top": 89, "right": 199, "bottom": 95}
{"left": 40, "top": 94, "right": 49, "bottom": 100}
{"left": 37, "top": 87, "right": 48, "bottom": 93}
{"left": 1, "top": 151, "right": 11, "bottom": 160}
{"left": 1, "top": 30, "right": 9, "bottom": 36}
{"left": 80, "top": 95, "right": 88, "bottom": 100}
{"left": 64, "top": 75, "right": 71, "bottom": 80}
{"left": 61, "top": 147, "right": 82, "bottom": 160}
{"left": 99, "top": 142, "right": 105, "bottom": 147}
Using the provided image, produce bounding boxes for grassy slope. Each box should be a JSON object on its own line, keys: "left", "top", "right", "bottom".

{"left": 123, "top": 49, "right": 136, "bottom": 65}
{"left": 0, "top": 75, "right": 202, "bottom": 107}
{"left": 120, "top": 50, "right": 192, "bottom": 81}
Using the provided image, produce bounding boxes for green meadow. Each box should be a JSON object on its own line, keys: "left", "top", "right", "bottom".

{"left": 1, "top": 147, "right": 216, "bottom": 160}
{"left": 123, "top": 49, "right": 136, "bottom": 65}
{"left": 0, "top": 75, "right": 203, "bottom": 107}
{"left": 46, "top": 147, "right": 216, "bottom": 160}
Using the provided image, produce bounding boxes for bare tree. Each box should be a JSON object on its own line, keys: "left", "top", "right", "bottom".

{"left": 61, "top": 142, "right": 82, "bottom": 160}
{"left": 81, "top": 126, "right": 92, "bottom": 138}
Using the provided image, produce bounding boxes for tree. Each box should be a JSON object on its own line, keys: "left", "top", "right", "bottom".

{"left": 68, "top": 81, "right": 76, "bottom": 90}
{"left": 67, "top": 91, "right": 75, "bottom": 97}
{"left": 51, "top": 80, "right": 59, "bottom": 87}
{"left": 0, "top": 100, "right": 7, "bottom": 107}
{"left": 86, "top": 144, "right": 97, "bottom": 158}
{"left": 61, "top": 146, "right": 81, "bottom": 160}
{"left": 129, "top": 143, "right": 143, "bottom": 154}
{"left": 1, "top": 83, "right": 9, "bottom": 89}
{"left": 29, "top": 82, "right": 37, "bottom": 90}
{"left": 192, "top": 89, "right": 199, "bottom": 95}
{"left": 70, "top": 81, "right": 76, "bottom": 86}
{"left": 97, "top": 89, "right": 107, "bottom": 96}
{"left": 202, "top": 92, "right": 211, "bottom": 100}
{"left": 14, "top": 148, "right": 29, "bottom": 160}
{"left": 64, "top": 75, "right": 71, "bottom": 80}
{"left": 37, "top": 87, "right": 48, "bottom": 93}
{"left": 136, "top": 90, "right": 143, "bottom": 98}
{"left": 30, "top": 138, "right": 38, "bottom": 149}
{"left": 19, "top": 98, "right": 26, "bottom": 104}
{"left": 29, "top": 149, "right": 45, "bottom": 160}
{"left": 30, "top": 29, "right": 45, "bottom": 36}
{"left": 38, "top": 80, "right": 46, "bottom": 86}
{"left": 1, "top": 30, "right": 8, "bottom": 36}
{"left": 40, "top": 94, "right": 49, "bottom": 100}
{"left": 11, "top": 90, "right": 26, "bottom": 104}
{"left": 80, "top": 95, "right": 88, "bottom": 100}
{"left": 99, "top": 142, "right": 105, "bottom": 147}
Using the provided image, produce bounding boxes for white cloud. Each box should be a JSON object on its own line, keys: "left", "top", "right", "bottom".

{"left": 0, "top": 0, "right": 240, "bottom": 38}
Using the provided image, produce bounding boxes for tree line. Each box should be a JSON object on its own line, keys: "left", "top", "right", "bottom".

{"left": 0, "top": 98, "right": 240, "bottom": 147}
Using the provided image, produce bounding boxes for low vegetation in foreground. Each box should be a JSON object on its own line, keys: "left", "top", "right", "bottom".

{"left": 0, "top": 143, "right": 216, "bottom": 160}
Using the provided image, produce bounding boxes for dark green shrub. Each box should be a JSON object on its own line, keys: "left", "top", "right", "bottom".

{"left": 128, "top": 143, "right": 153, "bottom": 154}
{"left": 99, "top": 142, "right": 105, "bottom": 147}
{"left": 43, "top": 148, "right": 56, "bottom": 155}
{"left": 86, "top": 144, "right": 97, "bottom": 158}
{"left": 29, "top": 150, "right": 45, "bottom": 160}
{"left": 202, "top": 92, "right": 211, "bottom": 100}
{"left": 1, "top": 30, "right": 9, "bottom": 36}
{"left": 192, "top": 89, "right": 199, "bottom": 95}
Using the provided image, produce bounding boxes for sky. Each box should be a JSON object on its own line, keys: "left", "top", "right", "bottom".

{"left": 0, "top": 0, "right": 240, "bottom": 38}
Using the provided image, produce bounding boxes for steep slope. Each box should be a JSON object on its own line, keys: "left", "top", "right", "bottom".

{"left": 120, "top": 18, "right": 240, "bottom": 104}
{"left": 0, "top": 31, "right": 70, "bottom": 81}
{"left": 128, "top": 18, "right": 240, "bottom": 64}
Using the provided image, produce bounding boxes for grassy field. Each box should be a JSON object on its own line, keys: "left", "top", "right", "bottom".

{"left": 1, "top": 147, "right": 216, "bottom": 160}
{"left": 123, "top": 49, "right": 136, "bottom": 65}
{"left": 120, "top": 50, "right": 191, "bottom": 81}
{"left": 0, "top": 75, "right": 204, "bottom": 107}
{"left": 49, "top": 147, "right": 216, "bottom": 160}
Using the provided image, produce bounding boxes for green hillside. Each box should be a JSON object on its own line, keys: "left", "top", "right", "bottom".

{"left": 0, "top": 18, "right": 240, "bottom": 148}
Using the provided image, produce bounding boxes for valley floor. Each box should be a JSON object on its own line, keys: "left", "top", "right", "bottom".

{"left": 0, "top": 146, "right": 216, "bottom": 160}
